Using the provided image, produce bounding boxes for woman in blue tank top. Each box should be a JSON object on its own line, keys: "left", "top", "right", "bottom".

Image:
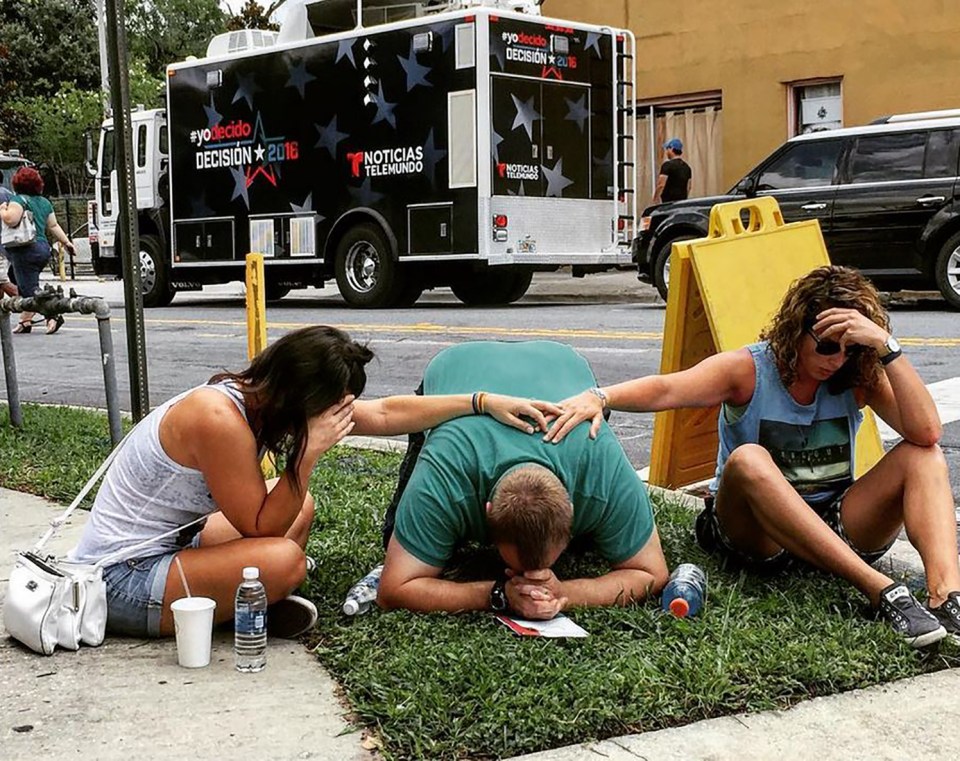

{"left": 550, "top": 266, "right": 960, "bottom": 649}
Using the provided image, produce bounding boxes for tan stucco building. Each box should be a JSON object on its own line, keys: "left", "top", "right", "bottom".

{"left": 547, "top": 0, "right": 960, "bottom": 207}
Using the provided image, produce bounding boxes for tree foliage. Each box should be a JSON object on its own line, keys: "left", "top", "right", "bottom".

{"left": 225, "top": 0, "right": 284, "bottom": 32}
{"left": 126, "top": 0, "right": 227, "bottom": 77}
{"left": 0, "top": 0, "right": 228, "bottom": 191}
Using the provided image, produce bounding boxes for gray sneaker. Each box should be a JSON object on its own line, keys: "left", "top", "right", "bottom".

{"left": 878, "top": 582, "right": 946, "bottom": 648}
{"left": 927, "top": 591, "right": 960, "bottom": 636}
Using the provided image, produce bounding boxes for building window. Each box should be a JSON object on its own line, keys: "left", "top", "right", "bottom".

{"left": 789, "top": 79, "right": 843, "bottom": 136}
{"left": 635, "top": 91, "right": 723, "bottom": 208}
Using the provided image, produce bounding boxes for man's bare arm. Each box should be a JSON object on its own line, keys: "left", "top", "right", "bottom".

{"left": 511, "top": 528, "right": 670, "bottom": 609}
{"left": 378, "top": 537, "right": 565, "bottom": 619}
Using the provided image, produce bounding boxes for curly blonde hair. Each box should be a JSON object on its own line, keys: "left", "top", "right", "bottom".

{"left": 760, "top": 266, "right": 889, "bottom": 392}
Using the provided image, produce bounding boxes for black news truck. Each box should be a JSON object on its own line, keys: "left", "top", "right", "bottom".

{"left": 89, "top": 0, "right": 637, "bottom": 307}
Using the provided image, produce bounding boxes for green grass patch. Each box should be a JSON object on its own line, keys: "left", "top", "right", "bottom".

{"left": 0, "top": 404, "right": 125, "bottom": 504}
{"left": 302, "top": 449, "right": 960, "bottom": 760}
{"left": 4, "top": 405, "right": 958, "bottom": 760}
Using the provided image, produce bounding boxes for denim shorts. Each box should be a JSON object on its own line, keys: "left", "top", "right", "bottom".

{"left": 101, "top": 535, "right": 201, "bottom": 637}
{"left": 695, "top": 489, "right": 895, "bottom": 574}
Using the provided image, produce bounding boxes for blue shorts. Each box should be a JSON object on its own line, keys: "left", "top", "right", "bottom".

{"left": 102, "top": 535, "right": 201, "bottom": 638}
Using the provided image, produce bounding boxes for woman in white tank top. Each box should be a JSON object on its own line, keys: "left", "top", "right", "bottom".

{"left": 73, "top": 325, "right": 561, "bottom": 639}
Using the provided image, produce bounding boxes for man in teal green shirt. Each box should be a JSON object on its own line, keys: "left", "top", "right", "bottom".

{"left": 378, "top": 341, "right": 669, "bottom": 620}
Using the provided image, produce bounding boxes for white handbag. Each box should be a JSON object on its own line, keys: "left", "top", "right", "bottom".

{"left": 1, "top": 202, "right": 37, "bottom": 248}
{"left": 3, "top": 434, "right": 208, "bottom": 655}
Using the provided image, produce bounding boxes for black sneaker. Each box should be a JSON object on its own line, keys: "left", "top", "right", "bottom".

{"left": 878, "top": 582, "right": 946, "bottom": 648}
{"left": 267, "top": 595, "right": 318, "bottom": 639}
{"left": 927, "top": 591, "right": 960, "bottom": 636}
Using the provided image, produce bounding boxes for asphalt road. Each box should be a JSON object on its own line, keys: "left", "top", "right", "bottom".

{"left": 3, "top": 272, "right": 959, "bottom": 504}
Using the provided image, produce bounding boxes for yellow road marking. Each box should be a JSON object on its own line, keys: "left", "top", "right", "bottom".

{"left": 61, "top": 320, "right": 960, "bottom": 346}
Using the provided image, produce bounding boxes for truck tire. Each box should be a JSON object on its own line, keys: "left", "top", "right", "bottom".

{"left": 264, "top": 282, "right": 292, "bottom": 302}
{"left": 139, "top": 234, "right": 175, "bottom": 308}
{"left": 652, "top": 234, "right": 697, "bottom": 302}
{"left": 451, "top": 269, "right": 533, "bottom": 306}
{"left": 935, "top": 231, "right": 960, "bottom": 310}
{"left": 334, "top": 223, "right": 402, "bottom": 308}
{"left": 395, "top": 274, "right": 424, "bottom": 308}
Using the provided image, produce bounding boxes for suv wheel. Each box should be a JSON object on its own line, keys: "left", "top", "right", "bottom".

{"left": 935, "top": 232, "right": 960, "bottom": 310}
{"left": 653, "top": 234, "right": 696, "bottom": 302}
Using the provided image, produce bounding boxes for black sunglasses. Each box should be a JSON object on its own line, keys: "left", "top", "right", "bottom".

{"left": 805, "top": 322, "right": 860, "bottom": 358}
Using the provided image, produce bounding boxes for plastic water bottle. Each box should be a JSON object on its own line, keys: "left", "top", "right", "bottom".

{"left": 235, "top": 566, "right": 267, "bottom": 672}
{"left": 342, "top": 564, "right": 384, "bottom": 616}
{"left": 661, "top": 563, "right": 707, "bottom": 618}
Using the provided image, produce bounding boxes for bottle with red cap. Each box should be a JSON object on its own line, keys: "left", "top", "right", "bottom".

{"left": 661, "top": 563, "right": 707, "bottom": 618}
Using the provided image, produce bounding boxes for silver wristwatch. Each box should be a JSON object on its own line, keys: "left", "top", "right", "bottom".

{"left": 879, "top": 335, "right": 902, "bottom": 366}
{"left": 587, "top": 387, "right": 608, "bottom": 408}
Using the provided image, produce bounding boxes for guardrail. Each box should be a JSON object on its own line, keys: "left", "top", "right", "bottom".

{"left": 0, "top": 285, "right": 122, "bottom": 445}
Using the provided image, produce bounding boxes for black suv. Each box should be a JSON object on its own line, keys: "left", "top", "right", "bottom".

{"left": 634, "top": 112, "right": 960, "bottom": 309}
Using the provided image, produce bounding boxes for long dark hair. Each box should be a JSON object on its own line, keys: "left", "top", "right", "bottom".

{"left": 209, "top": 326, "right": 374, "bottom": 491}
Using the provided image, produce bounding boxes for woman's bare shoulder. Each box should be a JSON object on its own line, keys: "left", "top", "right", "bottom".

{"left": 170, "top": 386, "right": 249, "bottom": 433}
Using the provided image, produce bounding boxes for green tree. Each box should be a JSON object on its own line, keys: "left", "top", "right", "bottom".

{"left": 226, "top": 0, "right": 286, "bottom": 32}
{"left": 0, "top": 0, "right": 100, "bottom": 148}
{"left": 126, "top": 0, "right": 228, "bottom": 77}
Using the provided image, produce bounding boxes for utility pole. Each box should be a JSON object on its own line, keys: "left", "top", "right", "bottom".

{"left": 102, "top": 0, "right": 151, "bottom": 420}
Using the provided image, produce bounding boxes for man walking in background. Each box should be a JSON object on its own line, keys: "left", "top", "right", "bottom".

{"left": 653, "top": 137, "right": 692, "bottom": 204}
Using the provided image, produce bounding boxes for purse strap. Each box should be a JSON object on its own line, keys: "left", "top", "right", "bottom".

{"left": 90, "top": 512, "right": 213, "bottom": 569}
{"left": 33, "top": 427, "right": 216, "bottom": 569}
{"left": 32, "top": 429, "right": 135, "bottom": 554}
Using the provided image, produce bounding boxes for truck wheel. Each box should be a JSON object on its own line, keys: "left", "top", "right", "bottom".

{"left": 935, "top": 232, "right": 960, "bottom": 310}
{"left": 264, "top": 282, "right": 292, "bottom": 302}
{"left": 652, "top": 234, "right": 696, "bottom": 302}
{"left": 395, "top": 274, "right": 424, "bottom": 308}
{"left": 451, "top": 269, "right": 533, "bottom": 306}
{"left": 139, "top": 234, "right": 175, "bottom": 308}
{"left": 334, "top": 223, "right": 402, "bottom": 308}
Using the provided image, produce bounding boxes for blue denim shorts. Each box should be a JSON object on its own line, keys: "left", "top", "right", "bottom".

{"left": 102, "top": 536, "right": 201, "bottom": 637}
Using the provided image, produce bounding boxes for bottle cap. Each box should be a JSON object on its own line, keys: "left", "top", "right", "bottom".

{"left": 242, "top": 566, "right": 260, "bottom": 581}
{"left": 669, "top": 597, "right": 690, "bottom": 618}
{"left": 342, "top": 599, "right": 359, "bottom": 615}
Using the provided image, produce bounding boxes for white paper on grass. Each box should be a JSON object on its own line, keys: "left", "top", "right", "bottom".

{"left": 496, "top": 613, "right": 589, "bottom": 638}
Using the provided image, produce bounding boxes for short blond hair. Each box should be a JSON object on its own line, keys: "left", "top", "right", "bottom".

{"left": 487, "top": 464, "right": 573, "bottom": 569}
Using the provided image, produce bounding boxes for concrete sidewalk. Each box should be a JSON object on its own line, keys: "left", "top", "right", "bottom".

{"left": 2, "top": 483, "right": 957, "bottom": 761}
{"left": 0, "top": 488, "right": 371, "bottom": 761}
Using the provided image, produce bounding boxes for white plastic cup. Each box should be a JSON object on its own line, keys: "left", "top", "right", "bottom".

{"left": 171, "top": 597, "right": 217, "bottom": 668}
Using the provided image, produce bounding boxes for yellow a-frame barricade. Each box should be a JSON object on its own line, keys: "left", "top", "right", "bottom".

{"left": 648, "top": 196, "right": 884, "bottom": 489}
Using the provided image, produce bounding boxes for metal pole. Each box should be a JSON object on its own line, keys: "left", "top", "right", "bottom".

{"left": 96, "top": 0, "right": 112, "bottom": 116}
{"left": 104, "top": 0, "right": 150, "bottom": 421}
{"left": 0, "top": 313, "right": 23, "bottom": 427}
{"left": 97, "top": 316, "right": 122, "bottom": 446}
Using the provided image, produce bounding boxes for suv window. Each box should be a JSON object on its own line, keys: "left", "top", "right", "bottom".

{"left": 756, "top": 140, "right": 843, "bottom": 191}
{"left": 848, "top": 132, "right": 925, "bottom": 183}
{"left": 923, "top": 129, "right": 960, "bottom": 178}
